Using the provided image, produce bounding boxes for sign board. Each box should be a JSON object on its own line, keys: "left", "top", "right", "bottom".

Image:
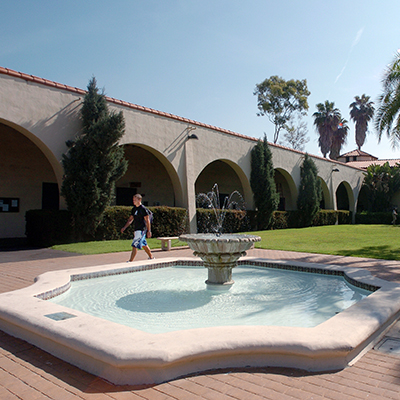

{"left": 0, "top": 198, "right": 20, "bottom": 212}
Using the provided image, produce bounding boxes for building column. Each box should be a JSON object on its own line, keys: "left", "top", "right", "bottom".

{"left": 184, "top": 131, "right": 198, "bottom": 233}
{"left": 331, "top": 167, "right": 339, "bottom": 211}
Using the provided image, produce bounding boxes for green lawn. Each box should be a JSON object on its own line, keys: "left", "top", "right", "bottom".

{"left": 52, "top": 225, "right": 400, "bottom": 261}
{"left": 52, "top": 238, "right": 186, "bottom": 255}
{"left": 251, "top": 224, "right": 400, "bottom": 260}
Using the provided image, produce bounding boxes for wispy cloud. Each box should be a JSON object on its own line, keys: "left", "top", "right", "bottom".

{"left": 352, "top": 28, "right": 364, "bottom": 48}
{"left": 334, "top": 28, "right": 364, "bottom": 84}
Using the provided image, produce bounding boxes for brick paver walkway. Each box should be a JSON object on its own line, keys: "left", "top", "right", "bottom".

{"left": 1, "top": 246, "right": 400, "bottom": 399}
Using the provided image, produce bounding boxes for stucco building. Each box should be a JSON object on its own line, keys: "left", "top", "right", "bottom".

{"left": 0, "top": 67, "right": 367, "bottom": 239}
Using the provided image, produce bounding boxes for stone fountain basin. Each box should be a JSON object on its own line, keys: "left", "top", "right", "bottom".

{"left": 179, "top": 233, "right": 261, "bottom": 255}
{"left": 0, "top": 257, "right": 400, "bottom": 385}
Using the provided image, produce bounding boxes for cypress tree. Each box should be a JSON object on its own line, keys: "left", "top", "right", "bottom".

{"left": 297, "top": 154, "right": 322, "bottom": 226}
{"left": 250, "top": 135, "right": 279, "bottom": 229}
{"left": 61, "top": 77, "right": 128, "bottom": 240}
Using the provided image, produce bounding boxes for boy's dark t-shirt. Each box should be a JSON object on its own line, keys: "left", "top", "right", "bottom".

{"left": 131, "top": 205, "right": 150, "bottom": 231}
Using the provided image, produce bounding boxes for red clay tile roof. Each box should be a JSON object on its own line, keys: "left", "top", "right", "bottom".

{"left": 346, "top": 159, "right": 400, "bottom": 169}
{"left": 339, "top": 149, "right": 378, "bottom": 159}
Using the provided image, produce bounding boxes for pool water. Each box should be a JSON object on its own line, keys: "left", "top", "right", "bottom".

{"left": 50, "top": 265, "right": 370, "bottom": 334}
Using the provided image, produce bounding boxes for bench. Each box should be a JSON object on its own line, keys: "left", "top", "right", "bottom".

{"left": 158, "top": 236, "right": 180, "bottom": 251}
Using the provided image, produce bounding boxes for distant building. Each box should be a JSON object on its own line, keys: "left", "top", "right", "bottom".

{"left": 338, "top": 149, "right": 400, "bottom": 170}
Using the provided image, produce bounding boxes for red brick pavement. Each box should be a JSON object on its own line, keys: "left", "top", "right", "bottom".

{"left": 1, "top": 246, "right": 400, "bottom": 399}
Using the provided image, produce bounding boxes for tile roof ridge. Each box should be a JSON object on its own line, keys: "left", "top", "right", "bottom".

{"left": 339, "top": 148, "right": 377, "bottom": 158}
{"left": 0, "top": 66, "right": 87, "bottom": 95}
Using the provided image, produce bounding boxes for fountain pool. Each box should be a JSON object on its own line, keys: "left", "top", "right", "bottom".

{"left": 49, "top": 264, "right": 370, "bottom": 333}
{"left": 0, "top": 256, "right": 400, "bottom": 385}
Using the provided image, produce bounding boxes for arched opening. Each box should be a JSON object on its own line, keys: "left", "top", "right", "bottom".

{"left": 274, "top": 168, "right": 297, "bottom": 211}
{"left": 319, "top": 177, "right": 329, "bottom": 209}
{"left": 195, "top": 160, "right": 246, "bottom": 205}
{"left": 336, "top": 182, "right": 351, "bottom": 211}
{"left": 0, "top": 123, "right": 59, "bottom": 238}
{"left": 116, "top": 144, "right": 182, "bottom": 207}
{"left": 356, "top": 185, "right": 370, "bottom": 212}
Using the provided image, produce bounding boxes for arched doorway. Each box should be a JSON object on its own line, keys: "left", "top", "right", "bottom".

{"left": 0, "top": 123, "right": 59, "bottom": 238}
{"left": 356, "top": 185, "right": 370, "bottom": 212}
{"left": 319, "top": 177, "right": 329, "bottom": 209}
{"left": 336, "top": 182, "right": 351, "bottom": 210}
{"left": 274, "top": 168, "right": 297, "bottom": 211}
{"left": 116, "top": 144, "right": 181, "bottom": 207}
{"left": 195, "top": 160, "right": 245, "bottom": 204}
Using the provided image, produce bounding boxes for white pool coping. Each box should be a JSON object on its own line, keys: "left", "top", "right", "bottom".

{"left": 0, "top": 256, "right": 400, "bottom": 385}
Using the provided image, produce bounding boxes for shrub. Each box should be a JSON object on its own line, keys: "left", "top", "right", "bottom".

{"left": 96, "top": 206, "right": 187, "bottom": 239}
{"left": 196, "top": 209, "right": 249, "bottom": 233}
{"left": 338, "top": 210, "right": 352, "bottom": 225}
{"left": 272, "top": 211, "right": 290, "bottom": 229}
{"left": 355, "top": 211, "right": 392, "bottom": 225}
{"left": 25, "top": 206, "right": 187, "bottom": 246}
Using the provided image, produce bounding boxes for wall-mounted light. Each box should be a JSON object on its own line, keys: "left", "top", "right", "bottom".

{"left": 187, "top": 126, "right": 198, "bottom": 140}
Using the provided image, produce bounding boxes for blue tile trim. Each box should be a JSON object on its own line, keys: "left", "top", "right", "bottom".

{"left": 35, "top": 259, "right": 378, "bottom": 300}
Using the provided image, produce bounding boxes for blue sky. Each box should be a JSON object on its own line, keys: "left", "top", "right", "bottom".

{"left": 2, "top": 0, "right": 400, "bottom": 159}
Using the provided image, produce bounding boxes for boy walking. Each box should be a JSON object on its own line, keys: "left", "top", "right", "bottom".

{"left": 121, "top": 194, "right": 154, "bottom": 261}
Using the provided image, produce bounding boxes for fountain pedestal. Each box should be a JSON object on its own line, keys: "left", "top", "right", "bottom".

{"left": 180, "top": 233, "right": 261, "bottom": 289}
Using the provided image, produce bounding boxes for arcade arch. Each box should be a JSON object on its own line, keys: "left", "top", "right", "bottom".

{"left": 0, "top": 122, "right": 59, "bottom": 238}
{"left": 195, "top": 160, "right": 252, "bottom": 208}
{"left": 116, "top": 144, "right": 183, "bottom": 207}
{"left": 336, "top": 181, "right": 353, "bottom": 211}
{"left": 274, "top": 168, "right": 297, "bottom": 211}
{"left": 356, "top": 185, "right": 370, "bottom": 212}
{"left": 319, "top": 177, "right": 330, "bottom": 209}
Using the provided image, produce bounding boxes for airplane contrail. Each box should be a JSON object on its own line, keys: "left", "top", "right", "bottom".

{"left": 334, "top": 27, "right": 364, "bottom": 84}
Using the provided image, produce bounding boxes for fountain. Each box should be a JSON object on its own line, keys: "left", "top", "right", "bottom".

{"left": 180, "top": 184, "right": 261, "bottom": 289}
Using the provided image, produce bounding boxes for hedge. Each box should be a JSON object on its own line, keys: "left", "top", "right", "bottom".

{"left": 26, "top": 206, "right": 383, "bottom": 248}
{"left": 355, "top": 211, "right": 392, "bottom": 225}
{"left": 196, "top": 209, "right": 250, "bottom": 233}
{"left": 97, "top": 206, "right": 187, "bottom": 240}
{"left": 25, "top": 206, "right": 187, "bottom": 247}
{"left": 271, "top": 210, "right": 351, "bottom": 230}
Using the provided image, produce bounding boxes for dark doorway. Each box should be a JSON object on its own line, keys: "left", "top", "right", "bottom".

{"left": 116, "top": 187, "right": 137, "bottom": 206}
{"left": 42, "top": 182, "right": 59, "bottom": 210}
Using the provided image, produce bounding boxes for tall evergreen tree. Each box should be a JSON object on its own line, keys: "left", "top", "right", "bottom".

{"left": 250, "top": 135, "right": 279, "bottom": 229}
{"left": 297, "top": 154, "right": 322, "bottom": 226}
{"left": 61, "top": 77, "right": 128, "bottom": 239}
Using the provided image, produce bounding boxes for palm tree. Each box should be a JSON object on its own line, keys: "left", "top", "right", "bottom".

{"left": 349, "top": 94, "right": 374, "bottom": 150}
{"left": 313, "top": 101, "right": 341, "bottom": 158}
{"left": 375, "top": 52, "right": 400, "bottom": 148}
{"left": 329, "top": 118, "right": 349, "bottom": 160}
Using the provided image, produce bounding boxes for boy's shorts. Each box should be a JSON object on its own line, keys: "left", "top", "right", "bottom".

{"left": 132, "top": 230, "right": 147, "bottom": 249}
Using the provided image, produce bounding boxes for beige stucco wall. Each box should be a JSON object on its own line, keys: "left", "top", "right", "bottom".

{"left": 0, "top": 70, "right": 366, "bottom": 238}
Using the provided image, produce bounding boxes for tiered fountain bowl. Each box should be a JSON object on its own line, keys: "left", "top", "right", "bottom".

{"left": 180, "top": 233, "right": 261, "bottom": 289}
